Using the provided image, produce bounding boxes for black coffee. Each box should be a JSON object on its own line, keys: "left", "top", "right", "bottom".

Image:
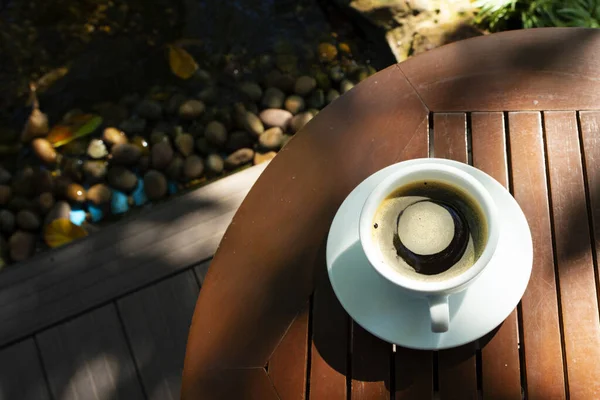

{"left": 371, "top": 180, "right": 487, "bottom": 280}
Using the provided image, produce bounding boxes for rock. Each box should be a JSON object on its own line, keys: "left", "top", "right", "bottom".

{"left": 254, "top": 151, "right": 277, "bottom": 165}
{"left": 289, "top": 112, "right": 313, "bottom": 134}
{"left": 136, "top": 99, "right": 162, "bottom": 120}
{"left": 37, "top": 192, "right": 55, "bottom": 214}
{"left": 62, "top": 140, "right": 88, "bottom": 157}
{"left": 239, "top": 82, "right": 263, "bottom": 102}
{"left": 275, "top": 74, "right": 296, "bottom": 93}
{"left": 166, "top": 156, "right": 184, "bottom": 180}
{"left": 318, "top": 42, "right": 338, "bottom": 62}
{"left": 259, "top": 109, "right": 293, "bottom": 129}
{"left": 45, "top": 201, "right": 71, "bottom": 225}
{"left": 175, "top": 133, "right": 195, "bottom": 157}
{"left": 119, "top": 116, "right": 146, "bottom": 135}
{"left": 138, "top": 155, "right": 150, "bottom": 173}
{"left": 355, "top": 67, "right": 369, "bottom": 82}
{"left": 131, "top": 136, "right": 150, "bottom": 155}
{"left": 261, "top": 87, "right": 285, "bottom": 109}
{"left": 111, "top": 143, "right": 142, "bottom": 166}
{"left": 226, "top": 131, "right": 254, "bottom": 152}
{"left": 327, "top": 89, "right": 340, "bottom": 103}
{"left": 308, "top": 89, "right": 326, "bottom": 109}
{"left": 16, "top": 210, "right": 40, "bottom": 231}
{"left": 87, "top": 139, "right": 108, "bottom": 159}
{"left": 183, "top": 155, "right": 205, "bottom": 180}
{"left": 205, "top": 154, "right": 224, "bottom": 176}
{"left": 103, "top": 127, "right": 128, "bottom": 146}
{"left": 32, "top": 139, "right": 58, "bottom": 165}
{"left": 195, "top": 137, "right": 213, "bottom": 156}
{"left": 66, "top": 183, "right": 86, "bottom": 203}
{"left": 329, "top": 65, "right": 345, "bottom": 82}
{"left": 245, "top": 102, "right": 259, "bottom": 115}
{"left": 0, "top": 210, "right": 16, "bottom": 234}
{"left": 225, "top": 148, "right": 254, "bottom": 169}
{"left": 33, "top": 169, "right": 54, "bottom": 194}
{"left": 150, "top": 131, "right": 170, "bottom": 145}
{"left": 204, "top": 121, "right": 228, "bottom": 147}
{"left": 107, "top": 167, "right": 138, "bottom": 193}
{"left": 259, "top": 127, "right": 284, "bottom": 150}
{"left": 0, "top": 185, "right": 11, "bottom": 206}
{"left": 308, "top": 109, "right": 320, "bottom": 117}
{"left": 144, "top": 170, "right": 168, "bottom": 200}
{"left": 285, "top": 95, "right": 305, "bottom": 114}
{"left": 87, "top": 184, "right": 112, "bottom": 206}
{"left": 9, "top": 231, "right": 36, "bottom": 262}
{"left": 83, "top": 160, "right": 108, "bottom": 183}
{"left": 264, "top": 69, "right": 283, "bottom": 88}
{"left": 197, "top": 86, "right": 218, "bottom": 104}
{"left": 314, "top": 70, "right": 332, "bottom": 91}
{"left": 294, "top": 76, "right": 317, "bottom": 96}
{"left": 179, "top": 99, "right": 205, "bottom": 120}
{"left": 242, "top": 111, "right": 264, "bottom": 137}
{"left": 0, "top": 168, "right": 11, "bottom": 184}
{"left": 21, "top": 109, "right": 49, "bottom": 142}
{"left": 166, "top": 93, "right": 187, "bottom": 115}
{"left": 119, "top": 93, "right": 141, "bottom": 109}
{"left": 340, "top": 79, "right": 355, "bottom": 93}
{"left": 151, "top": 142, "right": 174, "bottom": 170}
{"left": 62, "top": 158, "right": 84, "bottom": 182}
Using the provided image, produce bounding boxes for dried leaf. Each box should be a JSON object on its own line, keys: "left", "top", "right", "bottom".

{"left": 168, "top": 45, "right": 198, "bottom": 79}
{"left": 47, "top": 114, "right": 103, "bottom": 148}
{"left": 44, "top": 218, "right": 88, "bottom": 248}
{"left": 35, "top": 67, "right": 69, "bottom": 94}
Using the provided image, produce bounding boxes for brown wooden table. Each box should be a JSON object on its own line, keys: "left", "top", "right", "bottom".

{"left": 181, "top": 28, "right": 600, "bottom": 399}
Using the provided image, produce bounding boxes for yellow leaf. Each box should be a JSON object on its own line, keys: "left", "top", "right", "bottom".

{"left": 44, "top": 218, "right": 88, "bottom": 248}
{"left": 168, "top": 45, "right": 198, "bottom": 79}
{"left": 47, "top": 114, "right": 103, "bottom": 148}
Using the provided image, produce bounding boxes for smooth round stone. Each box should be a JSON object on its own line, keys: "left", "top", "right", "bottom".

{"left": 327, "top": 89, "right": 340, "bottom": 103}
{"left": 239, "top": 82, "right": 263, "bottom": 102}
{"left": 242, "top": 112, "right": 264, "bottom": 137}
{"left": 273, "top": 73, "right": 295, "bottom": 93}
{"left": 175, "top": 133, "right": 194, "bottom": 157}
{"left": 144, "top": 170, "right": 168, "bottom": 200}
{"left": 138, "top": 155, "right": 150, "bottom": 173}
{"left": 103, "top": 127, "right": 128, "bottom": 146}
{"left": 261, "top": 87, "right": 285, "bottom": 109}
{"left": 284, "top": 95, "right": 305, "bottom": 114}
{"left": 197, "top": 86, "right": 218, "bottom": 104}
{"left": 225, "top": 148, "right": 254, "bottom": 169}
{"left": 308, "top": 89, "right": 325, "bottom": 109}
{"left": 87, "top": 139, "right": 108, "bottom": 159}
{"left": 44, "top": 201, "right": 71, "bottom": 226}
{"left": 166, "top": 93, "right": 186, "bottom": 115}
{"left": 31, "top": 169, "right": 53, "bottom": 195}
{"left": 226, "top": 131, "right": 254, "bottom": 152}
{"left": 195, "top": 137, "right": 213, "bottom": 156}
{"left": 340, "top": 79, "right": 355, "bottom": 93}
{"left": 131, "top": 136, "right": 150, "bottom": 155}
{"left": 294, "top": 76, "right": 317, "bottom": 96}
{"left": 11, "top": 168, "right": 34, "bottom": 197}
{"left": 183, "top": 155, "right": 204, "bottom": 179}
{"left": 179, "top": 99, "right": 205, "bottom": 120}
{"left": 37, "top": 192, "right": 55, "bottom": 214}
{"left": 398, "top": 201, "right": 455, "bottom": 255}
{"left": 87, "top": 184, "right": 112, "bottom": 206}
{"left": 259, "top": 109, "right": 293, "bottom": 129}
{"left": 281, "top": 134, "right": 293, "bottom": 148}
{"left": 264, "top": 69, "right": 283, "bottom": 88}
{"left": 150, "top": 131, "right": 170, "bottom": 145}
{"left": 289, "top": 112, "right": 313, "bottom": 134}
{"left": 119, "top": 116, "right": 146, "bottom": 135}
{"left": 0, "top": 167, "right": 11, "bottom": 184}
{"left": 136, "top": 99, "right": 162, "bottom": 120}
{"left": 0, "top": 185, "right": 11, "bottom": 205}
{"left": 166, "top": 156, "right": 184, "bottom": 180}
{"left": 111, "top": 143, "right": 142, "bottom": 166}
{"left": 0, "top": 210, "right": 16, "bottom": 234}
{"left": 204, "top": 121, "right": 227, "bottom": 146}
{"left": 259, "top": 127, "right": 284, "bottom": 150}
{"left": 205, "top": 154, "right": 224, "bottom": 176}
{"left": 314, "top": 70, "right": 332, "bottom": 91}
{"left": 9, "top": 231, "right": 36, "bottom": 262}
{"left": 107, "top": 167, "right": 138, "bottom": 193}
{"left": 245, "top": 102, "right": 259, "bottom": 115}
{"left": 151, "top": 142, "right": 174, "bottom": 170}
{"left": 254, "top": 151, "right": 277, "bottom": 165}
{"left": 16, "top": 210, "right": 40, "bottom": 231}
{"left": 32, "top": 138, "right": 57, "bottom": 165}
{"left": 21, "top": 108, "right": 49, "bottom": 142}
{"left": 83, "top": 160, "right": 108, "bottom": 182}
{"left": 66, "top": 183, "right": 86, "bottom": 203}
{"left": 111, "top": 191, "right": 129, "bottom": 214}
{"left": 329, "top": 65, "right": 345, "bottom": 82}
{"left": 318, "top": 42, "right": 338, "bottom": 62}
{"left": 62, "top": 158, "right": 84, "bottom": 182}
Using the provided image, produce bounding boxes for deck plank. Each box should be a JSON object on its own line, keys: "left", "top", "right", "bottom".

{"left": 37, "top": 304, "right": 145, "bottom": 400}
{"left": 117, "top": 270, "right": 200, "bottom": 400}
{"left": 0, "top": 339, "right": 51, "bottom": 400}
{"left": 0, "top": 163, "right": 267, "bottom": 347}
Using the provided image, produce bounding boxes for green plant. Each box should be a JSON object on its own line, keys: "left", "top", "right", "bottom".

{"left": 475, "top": 0, "right": 600, "bottom": 30}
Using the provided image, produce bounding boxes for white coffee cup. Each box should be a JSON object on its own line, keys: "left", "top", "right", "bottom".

{"left": 358, "top": 161, "right": 500, "bottom": 333}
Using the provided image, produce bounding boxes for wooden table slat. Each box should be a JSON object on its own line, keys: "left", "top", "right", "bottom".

{"left": 351, "top": 323, "right": 391, "bottom": 399}
{"left": 0, "top": 339, "right": 51, "bottom": 400}
{"left": 507, "top": 112, "right": 566, "bottom": 399}
{"left": 543, "top": 111, "right": 600, "bottom": 399}
{"left": 433, "top": 113, "right": 468, "bottom": 162}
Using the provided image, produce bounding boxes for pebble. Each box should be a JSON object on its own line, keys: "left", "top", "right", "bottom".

{"left": 9, "top": 231, "right": 36, "bottom": 262}
{"left": 195, "top": 137, "right": 213, "bottom": 156}
{"left": 245, "top": 102, "right": 259, "bottom": 115}
{"left": 204, "top": 121, "right": 228, "bottom": 147}
{"left": 205, "top": 154, "right": 224, "bottom": 176}
{"left": 226, "top": 131, "right": 254, "bottom": 152}
{"left": 284, "top": 95, "right": 305, "bottom": 114}
{"left": 289, "top": 112, "right": 314, "bottom": 134}
{"left": 0, "top": 168, "right": 11, "bottom": 184}
{"left": 179, "top": 99, "right": 205, "bottom": 120}
{"left": 329, "top": 65, "right": 345, "bottom": 82}
{"left": 259, "top": 127, "right": 284, "bottom": 150}
{"left": 119, "top": 93, "right": 141, "bottom": 109}
{"left": 308, "top": 89, "right": 326, "bottom": 109}
{"left": 166, "top": 156, "right": 184, "bottom": 180}
{"left": 107, "top": 167, "right": 138, "bottom": 193}
{"left": 282, "top": 134, "right": 293, "bottom": 147}
{"left": 87, "top": 184, "right": 112, "bottom": 206}
{"left": 138, "top": 155, "right": 150, "bottom": 173}
{"left": 0, "top": 210, "right": 15, "bottom": 234}
{"left": 166, "top": 93, "right": 187, "bottom": 115}
{"left": 0, "top": 185, "right": 11, "bottom": 206}
{"left": 32, "top": 138, "right": 58, "bottom": 165}
{"left": 12, "top": 168, "right": 34, "bottom": 197}
{"left": 340, "top": 79, "right": 355, "bottom": 93}
{"left": 136, "top": 99, "right": 162, "bottom": 120}
{"left": 21, "top": 109, "right": 49, "bottom": 142}
{"left": 103, "top": 127, "right": 128, "bottom": 146}
{"left": 327, "top": 89, "right": 340, "bottom": 103}
{"left": 119, "top": 116, "right": 146, "bottom": 135}
{"left": 111, "top": 191, "right": 129, "bottom": 214}
{"left": 318, "top": 42, "right": 338, "bottom": 62}
{"left": 259, "top": 109, "right": 293, "bottom": 129}
{"left": 242, "top": 111, "right": 264, "bottom": 137}
{"left": 183, "top": 155, "right": 205, "bottom": 179}
{"left": 62, "top": 158, "right": 84, "bottom": 182}
{"left": 16, "top": 210, "right": 40, "bottom": 231}
{"left": 314, "top": 71, "right": 332, "bottom": 91}
{"left": 150, "top": 131, "right": 170, "bottom": 145}
{"left": 197, "top": 86, "right": 218, "bottom": 104}
{"left": 44, "top": 201, "right": 71, "bottom": 225}
{"left": 8, "top": 196, "right": 35, "bottom": 213}
{"left": 225, "top": 148, "right": 254, "bottom": 169}
{"left": 144, "top": 170, "right": 168, "bottom": 200}
{"left": 264, "top": 69, "right": 283, "bottom": 88}
{"left": 111, "top": 143, "right": 142, "bottom": 166}
{"left": 83, "top": 160, "right": 108, "bottom": 183}
{"left": 254, "top": 151, "right": 277, "bottom": 165}
{"left": 66, "top": 183, "right": 86, "bottom": 203}
{"left": 294, "top": 76, "right": 317, "bottom": 96}
{"left": 239, "top": 82, "right": 263, "bottom": 102}
{"left": 87, "top": 139, "right": 108, "bottom": 159}
{"left": 70, "top": 210, "right": 87, "bottom": 226}
{"left": 37, "top": 192, "right": 55, "bottom": 214}
{"left": 131, "top": 179, "right": 147, "bottom": 206}
{"left": 151, "top": 142, "right": 174, "bottom": 170}
{"left": 275, "top": 74, "right": 296, "bottom": 93}
{"left": 33, "top": 168, "right": 54, "bottom": 194}
{"left": 53, "top": 175, "right": 72, "bottom": 198}
{"left": 261, "top": 87, "right": 285, "bottom": 109}
{"left": 175, "top": 133, "right": 195, "bottom": 157}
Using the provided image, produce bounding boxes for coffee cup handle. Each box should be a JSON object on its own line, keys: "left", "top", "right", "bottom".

{"left": 428, "top": 295, "right": 449, "bottom": 333}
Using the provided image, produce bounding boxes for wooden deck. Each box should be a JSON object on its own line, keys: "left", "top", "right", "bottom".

{"left": 0, "top": 163, "right": 268, "bottom": 400}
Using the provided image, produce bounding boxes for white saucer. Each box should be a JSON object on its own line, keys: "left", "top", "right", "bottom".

{"left": 326, "top": 158, "right": 533, "bottom": 350}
